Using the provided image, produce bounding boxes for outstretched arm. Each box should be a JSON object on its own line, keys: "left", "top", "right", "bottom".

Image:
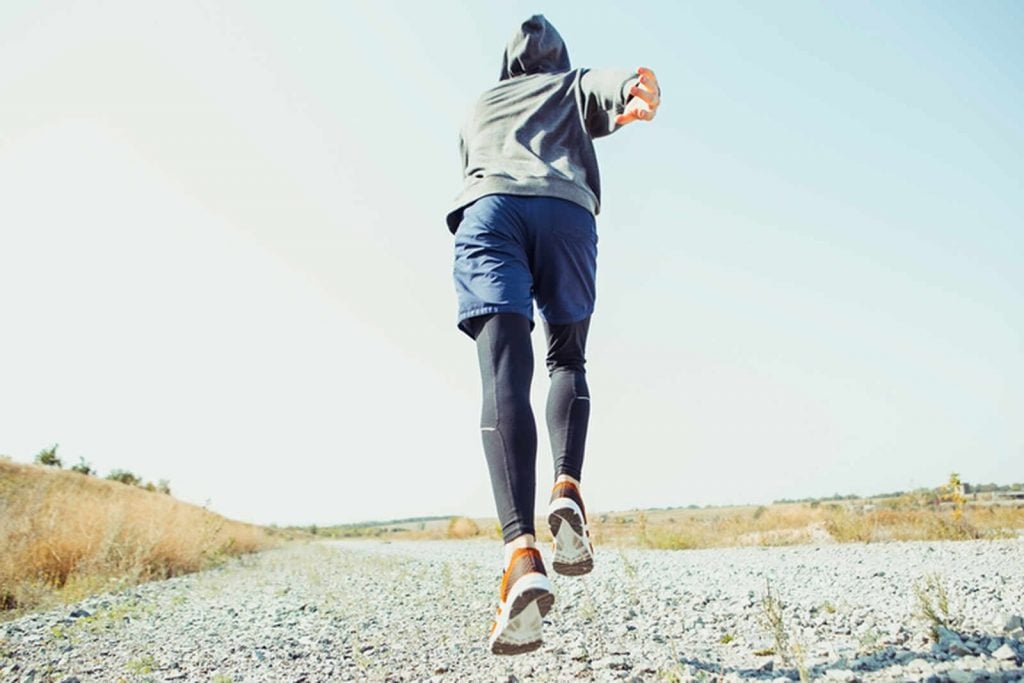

{"left": 615, "top": 67, "right": 660, "bottom": 125}
{"left": 578, "top": 66, "right": 661, "bottom": 138}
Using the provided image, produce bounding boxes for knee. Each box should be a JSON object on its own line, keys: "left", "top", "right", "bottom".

{"left": 544, "top": 318, "right": 589, "bottom": 375}
{"left": 546, "top": 355, "right": 585, "bottom": 375}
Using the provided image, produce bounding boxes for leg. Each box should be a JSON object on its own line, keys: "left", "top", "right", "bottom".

{"left": 468, "top": 312, "right": 538, "bottom": 546}
{"left": 470, "top": 313, "right": 555, "bottom": 655}
{"left": 544, "top": 317, "right": 591, "bottom": 482}
{"left": 543, "top": 317, "right": 595, "bottom": 575}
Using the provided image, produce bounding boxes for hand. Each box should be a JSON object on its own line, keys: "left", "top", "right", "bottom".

{"left": 615, "top": 67, "right": 660, "bottom": 125}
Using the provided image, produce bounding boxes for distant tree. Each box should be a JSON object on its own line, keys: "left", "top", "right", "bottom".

{"left": 106, "top": 469, "right": 142, "bottom": 487}
{"left": 156, "top": 479, "right": 171, "bottom": 495}
{"left": 70, "top": 457, "right": 94, "bottom": 475}
{"left": 34, "top": 444, "right": 62, "bottom": 468}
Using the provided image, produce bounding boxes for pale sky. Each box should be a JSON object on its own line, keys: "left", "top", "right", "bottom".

{"left": 1, "top": 1, "right": 1021, "bottom": 526}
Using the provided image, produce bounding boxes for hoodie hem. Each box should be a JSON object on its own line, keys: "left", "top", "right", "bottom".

{"left": 447, "top": 178, "right": 599, "bottom": 233}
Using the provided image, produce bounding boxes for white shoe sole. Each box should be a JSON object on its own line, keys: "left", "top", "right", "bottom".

{"left": 488, "top": 572, "right": 554, "bottom": 655}
{"left": 548, "top": 497, "right": 594, "bottom": 576}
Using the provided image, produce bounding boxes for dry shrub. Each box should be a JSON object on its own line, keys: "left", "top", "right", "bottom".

{"left": 0, "top": 460, "right": 272, "bottom": 616}
{"left": 446, "top": 516, "right": 480, "bottom": 539}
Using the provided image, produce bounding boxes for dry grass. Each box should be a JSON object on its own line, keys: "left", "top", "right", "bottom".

{"left": 446, "top": 516, "right": 480, "bottom": 539}
{"left": 317, "top": 495, "right": 1023, "bottom": 551}
{"left": 0, "top": 460, "right": 273, "bottom": 618}
{"left": 584, "top": 499, "right": 1023, "bottom": 550}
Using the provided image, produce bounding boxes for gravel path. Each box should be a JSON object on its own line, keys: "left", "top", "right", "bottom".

{"left": 2, "top": 538, "right": 1023, "bottom": 682}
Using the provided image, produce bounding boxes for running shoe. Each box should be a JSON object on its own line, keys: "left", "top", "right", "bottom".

{"left": 547, "top": 480, "right": 594, "bottom": 576}
{"left": 488, "top": 547, "right": 554, "bottom": 655}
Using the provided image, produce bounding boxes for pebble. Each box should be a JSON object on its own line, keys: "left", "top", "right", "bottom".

{"left": 992, "top": 643, "right": 1017, "bottom": 661}
{"left": 0, "top": 538, "right": 1022, "bottom": 682}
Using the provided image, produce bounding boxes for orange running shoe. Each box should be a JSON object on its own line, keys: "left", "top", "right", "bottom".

{"left": 488, "top": 547, "right": 554, "bottom": 655}
{"left": 547, "top": 480, "right": 594, "bottom": 576}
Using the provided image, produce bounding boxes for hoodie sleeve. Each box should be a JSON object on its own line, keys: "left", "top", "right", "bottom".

{"left": 458, "top": 132, "right": 468, "bottom": 176}
{"left": 576, "top": 68, "right": 641, "bottom": 139}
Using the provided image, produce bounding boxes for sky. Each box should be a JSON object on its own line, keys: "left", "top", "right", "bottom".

{"left": 1, "top": 1, "right": 1021, "bottom": 526}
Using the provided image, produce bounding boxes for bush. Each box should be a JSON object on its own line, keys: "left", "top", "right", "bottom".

{"left": 34, "top": 445, "right": 62, "bottom": 468}
{"left": 446, "top": 516, "right": 480, "bottom": 539}
{"left": 107, "top": 469, "right": 142, "bottom": 487}
{"left": 70, "top": 458, "right": 94, "bottom": 476}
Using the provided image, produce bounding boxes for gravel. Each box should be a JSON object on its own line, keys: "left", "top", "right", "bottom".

{"left": 2, "top": 537, "right": 1022, "bottom": 682}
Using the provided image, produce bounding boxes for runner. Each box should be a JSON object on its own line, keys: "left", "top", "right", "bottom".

{"left": 446, "top": 15, "right": 660, "bottom": 655}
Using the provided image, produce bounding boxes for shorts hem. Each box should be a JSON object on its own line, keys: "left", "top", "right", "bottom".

{"left": 538, "top": 308, "right": 595, "bottom": 326}
{"left": 457, "top": 306, "right": 535, "bottom": 338}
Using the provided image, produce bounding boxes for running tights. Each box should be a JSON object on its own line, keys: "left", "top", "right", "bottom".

{"left": 468, "top": 313, "right": 591, "bottom": 543}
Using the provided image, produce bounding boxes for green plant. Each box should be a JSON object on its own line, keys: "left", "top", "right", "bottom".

{"left": 125, "top": 654, "right": 156, "bottom": 674}
{"left": 760, "top": 580, "right": 791, "bottom": 664}
{"left": 759, "top": 580, "right": 808, "bottom": 682}
{"left": 106, "top": 469, "right": 141, "bottom": 487}
{"left": 914, "top": 573, "right": 961, "bottom": 641}
{"left": 719, "top": 633, "right": 734, "bottom": 644}
{"left": 34, "top": 444, "right": 62, "bottom": 468}
{"left": 70, "top": 457, "right": 94, "bottom": 475}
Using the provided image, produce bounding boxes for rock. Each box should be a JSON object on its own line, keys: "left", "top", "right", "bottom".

{"left": 592, "top": 656, "right": 631, "bottom": 671}
{"left": 947, "top": 670, "right": 974, "bottom": 683}
{"left": 908, "top": 658, "right": 932, "bottom": 671}
{"left": 822, "top": 670, "right": 856, "bottom": 682}
{"left": 1001, "top": 615, "right": 1023, "bottom": 633}
{"left": 68, "top": 609, "right": 91, "bottom": 619}
{"left": 992, "top": 644, "right": 1016, "bottom": 661}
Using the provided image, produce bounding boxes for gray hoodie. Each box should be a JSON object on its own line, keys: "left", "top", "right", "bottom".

{"left": 446, "top": 15, "right": 640, "bottom": 233}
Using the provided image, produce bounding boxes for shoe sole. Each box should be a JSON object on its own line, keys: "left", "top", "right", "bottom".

{"left": 489, "top": 572, "right": 554, "bottom": 655}
{"left": 548, "top": 497, "right": 594, "bottom": 576}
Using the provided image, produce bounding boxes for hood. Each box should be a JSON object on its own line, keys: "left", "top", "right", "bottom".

{"left": 500, "top": 15, "right": 571, "bottom": 80}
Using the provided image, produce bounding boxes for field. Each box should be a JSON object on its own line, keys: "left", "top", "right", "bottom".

{"left": 312, "top": 487, "right": 1024, "bottom": 549}
{"left": 4, "top": 457, "right": 1022, "bottom": 627}
{"left": 0, "top": 459, "right": 274, "bottom": 619}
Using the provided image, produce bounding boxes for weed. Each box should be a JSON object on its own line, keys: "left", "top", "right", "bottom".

{"left": 658, "top": 667, "right": 683, "bottom": 682}
{"left": 944, "top": 473, "right": 966, "bottom": 523}
{"left": 719, "top": 633, "right": 734, "bottom": 644}
{"left": 125, "top": 654, "right": 156, "bottom": 674}
{"left": 759, "top": 580, "right": 809, "bottom": 683}
{"left": 577, "top": 581, "right": 598, "bottom": 621}
{"left": 211, "top": 675, "right": 233, "bottom": 683}
{"left": 914, "top": 573, "right": 961, "bottom": 641}
{"left": 619, "top": 549, "right": 638, "bottom": 581}
{"left": 858, "top": 627, "right": 883, "bottom": 652}
{"left": 760, "top": 581, "right": 791, "bottom": 665}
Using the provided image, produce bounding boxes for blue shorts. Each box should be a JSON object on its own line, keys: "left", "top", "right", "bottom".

{"left": 453, "top": 194, "right": 597, "bottom": 337}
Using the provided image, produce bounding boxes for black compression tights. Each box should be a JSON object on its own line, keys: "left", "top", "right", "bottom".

{"left": 469, "top": 313, "right": 591, "bottom": 543}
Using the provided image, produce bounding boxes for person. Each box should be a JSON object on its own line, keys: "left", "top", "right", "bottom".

{"left": 446, "top": 15, "right": 660, "bottom": 655}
